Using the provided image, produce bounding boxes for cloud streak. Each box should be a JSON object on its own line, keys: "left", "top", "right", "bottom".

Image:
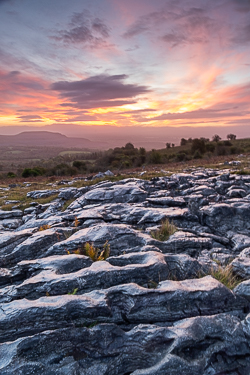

{"left": 123, "top": 5, "right": 218, "bottom": 47}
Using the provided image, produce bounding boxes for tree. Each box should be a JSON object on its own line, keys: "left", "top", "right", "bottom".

{"left": 139, "top": 147, "right": 146, "bottom": 164}
{"left": 180, "top": 138, "right": 187, "bottom": 146}
{"left": 124, "top": 142, "right": 134, "bottom": 150}
{"left": 227, "top": 133, "right": 236, "bottom": 140}
{"left": 212, "top": 134, "right": 221, "bottom": 142}
{"left": 166, "top": 143, "right": 171, "bottom": 148}
{"left": 200, "top": 137, "right": 209, "bottom": 143}
{"left": 191, "top": 138, "right": 206, "bottom": 154}
{"left": 172, "top": 143, "right": 175, "bottom": 147}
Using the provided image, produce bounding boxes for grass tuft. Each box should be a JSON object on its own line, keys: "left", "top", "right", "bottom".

{"left": 206, "top": 265, "right": 241, "bottom": 290}
{"left": 150, "top": 219, "right": 177, "bottom": 241}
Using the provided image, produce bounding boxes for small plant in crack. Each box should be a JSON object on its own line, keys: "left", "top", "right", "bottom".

{"left": 39, "top": 224, "right": 51, "bottom": 231}
{"left": 74, "top": 217, "right": 80, "bottom": 227}
{"left": 73, "top": 241, "right": 110, "bottom": 262}
{"left": 68, "top": 288, "right": 78, "bottom": 295}
{"left": 147, "top": 280, "right": 158, "bottom": 289}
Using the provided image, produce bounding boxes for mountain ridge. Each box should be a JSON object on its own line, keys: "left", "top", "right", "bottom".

{"left": 0, "top": 131, "right": 107, "bottom": 149}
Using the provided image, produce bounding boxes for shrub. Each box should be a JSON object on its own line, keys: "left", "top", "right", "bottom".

{"left": 49, "top": 163, "right": 78, "bottom": 176}
{"left": 176, "top": 152, "right": 187, "bottom": 162}
{"left": 193, "top": 150, "right": 202, "bottom": 159}
{"left": 223, "top": 140, "right": 232, "bottom": 146}
{"left": 7, "top": 172, "right": 16, "bottom": 178}
{"left": 205, "top": 143, "right": 215, "bottom": 153}
{"left": 22, "top": 167, "right": 46, "bottom": 178}
{"left": 216, "top": 146, "right": 227, "bottom": 156}
{"left": 73, "top": 160, "right": 87, "bottom": 170}
{"left": 151, "top": 219, "right": 177, "bottom": 241}
{"left": 150, "top": 150, "right": 162, "bottom": 164}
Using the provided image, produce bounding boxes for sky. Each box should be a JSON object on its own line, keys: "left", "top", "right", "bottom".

{"left": 0, "top": 0, "right": 250, "bottom": 136}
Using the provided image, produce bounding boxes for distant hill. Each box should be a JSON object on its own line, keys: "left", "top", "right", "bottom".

{"left": 0, "top": 131, "right": 108, "bottom": 149}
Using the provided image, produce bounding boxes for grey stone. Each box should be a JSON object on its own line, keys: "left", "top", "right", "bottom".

{"left": 1, "top": 314, "right": 250, "bottom": 375}
{"left": 1, "top": 219, "right": 22, "bottom": 229}
{"left": 27, "top": 189, "right": 58, "bottom": 199}
{"left": 231, "top": 234, "right": 250, "bottom": 253}
{"left": 0, "top": 276, "right": 247, "bottom": 343}
{"left": 0, "top": 228, "right": 66, "bottom": 267}
{"left": 45, "top": 223, "right": 153, "bottom": 257}
{"left": 227, "top": 188, "right": 247, "bottom": 198}
{"left": 104, "top": 170, "right": 114, "bottom": 176}
{"left": 0, "top": 210, "right": 22, "bottom": 219}
{"left": 146, "top": 196, "right": 186, "bottom": 207}
{"left": 200, "top": 202, "right": 250, "bottom": 235}
{"left": 234, "top": 280, "right": 250, "bottom": 301}
{"left": 1, "top": 169, "right": 250, "bottom": 373}
{"left": 17, "top": 216, "right": 63, "bottom": 231}
{"left": 231, "top": 257, "right": 250, "bottom": 279}
{"left": 58, "top": 187, "right": 77, "bottom": 200}
{"left": 0, "top": 251, "right": 202, "bottom": 301}
{"left": 76, "top": 182, "right": 148, "bottom": 206}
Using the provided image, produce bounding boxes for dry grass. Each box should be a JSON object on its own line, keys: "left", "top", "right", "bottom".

{"left": 61, "top": 198, "right": 75, "bottom": 211}
{"left": 151, "top": 219, "right": 177, "bottom": 242}
{"left": 206, "top": 265, "right": 241, "bottom": 290}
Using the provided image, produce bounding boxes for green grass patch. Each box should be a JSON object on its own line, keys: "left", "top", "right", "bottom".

{"left": 0, "top": 188, "right": 59, "bottom": 211}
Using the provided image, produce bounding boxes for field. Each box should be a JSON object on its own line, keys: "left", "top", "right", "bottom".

{"left": 0, "top": 137, "right": 249, "bottom": 182}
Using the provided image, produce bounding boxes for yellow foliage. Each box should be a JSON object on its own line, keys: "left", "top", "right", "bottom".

{"left": 74, "top": 217, "right": 80, "bottom": 227}
{"left": 39, "top": 224, "right": 51, "bottom": 231}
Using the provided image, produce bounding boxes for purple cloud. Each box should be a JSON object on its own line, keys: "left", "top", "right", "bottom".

{"left": 52, "top": 11, "right": 110, "bottom": 46}
{"left": 51, "top": 74, "right": 150, "bottom": 109}
{"left": 123, "top": 6, "right": 218, "bottom": 47}
{"left": 17, "top": 115, "right": 44, "bottom": 122}
{"left": 231, "top": 23, "right": 250, "bottom": 44}
{"left": 232, "top": 0, "right": 250, "bottom": 12}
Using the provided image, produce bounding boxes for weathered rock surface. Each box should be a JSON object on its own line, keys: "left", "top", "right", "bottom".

{"left": 1, "top": 315, "right": 250, "bottom": 375}
{"left": 1, "top": 168, "right": 250, "bottom": 374}
{"left": 0, "top": 276, "right": 247, "bottom": 343}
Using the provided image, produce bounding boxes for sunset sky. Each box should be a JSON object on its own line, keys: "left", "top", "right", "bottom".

{"left": 0, "top": 0, "right": 250, "bottom": 134}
